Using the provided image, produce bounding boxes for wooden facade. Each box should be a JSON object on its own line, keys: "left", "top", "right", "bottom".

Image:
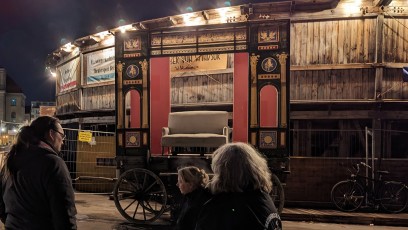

{"left": 289, "top": 1, "right": 408, "bottom": 161}
{"left": 286, "top": 0, "right": 408, "bottom": 205}
{"left": 49, "top": 0, "right": 408, "bottom": 205}
{"left": 171, "top": 72, "right": 234, "bottom": 106}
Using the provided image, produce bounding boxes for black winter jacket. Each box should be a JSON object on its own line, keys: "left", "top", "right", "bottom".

{"left": 176, "top": 187, "right": 211, "bottom": 230}
{"left": 0, "top": 143, "right": 77, "bottom": 229}
{"left": 195, "top": 190, "right": 282, "bottom": 230}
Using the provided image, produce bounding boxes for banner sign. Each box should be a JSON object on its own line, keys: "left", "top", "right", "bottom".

{"left": 170, "top": 54, "right": 228, "bottom": 73}
{"left": 58, "top": 57, "right": 79, "bottom": 92}
{"left": 86, "top": 47, "right": 115, "bottom": 84}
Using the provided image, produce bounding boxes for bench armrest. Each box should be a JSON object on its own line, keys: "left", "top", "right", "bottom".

{"left": 162, "top": 127, "right": 170, "bottom": 136}
{"left": 223, "top": 126, "right": 230, "bottom": 143}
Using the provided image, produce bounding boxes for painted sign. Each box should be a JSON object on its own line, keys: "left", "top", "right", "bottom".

{"left": 170, "top": 54, "right": 228, "bottom": 73}
{"left": 86, "top": 47, "right": 115, "bottom": 84}
{"left": 58, "top": 57, "right": 79, "bottom": 92}
{"left": 39, "top": 106, "right": 56, "bottom": 117}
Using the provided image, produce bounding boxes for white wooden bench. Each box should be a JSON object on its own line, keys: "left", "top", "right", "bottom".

{"left": 161, "top": 111, "right": 230, "bottom": 155}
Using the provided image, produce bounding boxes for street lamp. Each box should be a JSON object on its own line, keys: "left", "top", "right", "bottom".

{"left": 46, "top": 68, "right": 57, "bottom": 102}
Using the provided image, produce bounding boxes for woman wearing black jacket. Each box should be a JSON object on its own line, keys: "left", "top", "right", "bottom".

{"left": 195, "top": 142, "right": 282, "bottom": 230}
{"left": 175, "top": 166, "right": 211, "bottom": 230}
{"left": 0, "top": 116, "right": 77, "bottom": 229}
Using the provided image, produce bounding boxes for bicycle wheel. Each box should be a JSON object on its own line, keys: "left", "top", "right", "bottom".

{"left": 113, "top": 168, "right": 167, "bottom": 223}
{"left": 379, "top": 181, "right": 408, "bottom": 213}
{"left": 331, "top": 180, "right": 364, "bottom": 212}
{"left": 270, "top": 174, "right": 285, "bottom": 214}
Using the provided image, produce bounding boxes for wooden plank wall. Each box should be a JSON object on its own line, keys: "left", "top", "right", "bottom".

{"left": 291, "top": 16, "right": 408, "bottom": 101}
{"left": 56, "top": 90, "right": 80, "bottom": 114}
{"left": 291, "top": 69, "right": 375, "bottom": 100}
{"left": 82, "top": 85, "right": 115, "bottom": 110}
{"left": 383, "top": 17, "right": 408, "bottom": 63}
{"left": 291, "top": 18, "right": 377, "bottom": 65}
{"left": 382, "top": 17, "right": 408, "bottom": 100}
{"left": 383, "top": 68, "right": 408, "bottom": 99}
{"left": 170, "top": 73, "right": 233, "bottom": 105}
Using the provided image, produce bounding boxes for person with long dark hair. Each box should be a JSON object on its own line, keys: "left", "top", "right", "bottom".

{"left": 195, "top": 142, "right": 282, "bottom": 230}
{"left": 0, "top": 116, "right": 77, "bottom": 229}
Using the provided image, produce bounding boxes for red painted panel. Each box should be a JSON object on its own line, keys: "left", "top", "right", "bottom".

{"left": 260, "top": 85, "right": 278, "bottom": 127}
{"left": 233, "top": 53, "right": 249, "bottom": 142}
{"left": 150, "top": 57, "right": 170, "bottom": 155}
{"left": 130, "top": 90, "right": 141, "bottom": 128}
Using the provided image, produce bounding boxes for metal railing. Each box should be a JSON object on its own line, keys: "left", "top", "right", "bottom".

{"left": 290, "top": 128, "right": 408, "bottom": 159}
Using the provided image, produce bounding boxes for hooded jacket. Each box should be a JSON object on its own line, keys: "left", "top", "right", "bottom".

{"left": 0, "top": 142, "right": 77, "bottom": 229}
{"left": 195, "top": 190, "right": 282, "bottom": 230}
{"left": 176, "top": 187, "right": 211, "bottom": 230}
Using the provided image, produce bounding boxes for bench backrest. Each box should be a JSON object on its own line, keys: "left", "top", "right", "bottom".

{"left": 168, "top": 111, "right": 228, "bottom": 134}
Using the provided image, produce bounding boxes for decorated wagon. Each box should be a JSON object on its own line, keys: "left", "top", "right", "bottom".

{"left": 109, "top": 2, "right": 291, "bottom": 223}
{"left": 48, "top": 0, "right": 408, "bottom": 224}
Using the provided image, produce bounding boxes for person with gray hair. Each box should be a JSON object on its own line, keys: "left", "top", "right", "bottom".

{"left": 0, "top": 116, "right": 77, "bottom": 229}
{"left": 176, "top": 166, "right": 211, "bottom": 230}
{"left": 195, "top": 142, "right": 282, "bottom": 230}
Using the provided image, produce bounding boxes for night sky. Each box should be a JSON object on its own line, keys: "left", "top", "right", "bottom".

{"left": 0, "top": 0, "right": 270, "bottom": 104}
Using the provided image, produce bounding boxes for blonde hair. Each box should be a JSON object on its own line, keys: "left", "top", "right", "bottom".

{"left": 208, "top": 142, "right": 272, "bottom": 194}
{"left": 178, "top": 166, "right": 209, "bottom": 189}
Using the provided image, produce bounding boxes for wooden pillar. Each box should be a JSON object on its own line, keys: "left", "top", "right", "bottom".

{"left": 374, "top": 14, "right": 384, "bottom": 100}
{"left": 250, "top": 54, "right": 260, "bottom": 128}
{"left": 116, "top": 61, "right": 124, "bottom": 129}
{"left": 373, "top": 14, "right": 384, "bottom": 159}
{"left": 278, "top": 53, "right": 288, "bottom": 127}
{"left": 140, "top": 59, "right": 149, "bottom": 128}
{"left": 233, "top": 53, "right": 249, "bottom": 142}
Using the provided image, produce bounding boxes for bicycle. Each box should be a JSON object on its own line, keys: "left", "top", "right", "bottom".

{"left": 331, "top": 162, "right": 408, "bottom": 213}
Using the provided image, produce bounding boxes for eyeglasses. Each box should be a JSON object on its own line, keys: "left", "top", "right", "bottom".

{"left": 52, "top": 129, "right": 66, "bottom": 140}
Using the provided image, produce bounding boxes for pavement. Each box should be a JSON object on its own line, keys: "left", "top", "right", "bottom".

{"left": 75, "top": 193, "right": 408, "bottom": 229}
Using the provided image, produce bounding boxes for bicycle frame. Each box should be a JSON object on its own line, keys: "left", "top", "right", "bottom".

{"left": 332, "top": 162, "right": 408, "bottom": 213}
{"left": 354, "top": 162, "right": 387, "bottom": 205}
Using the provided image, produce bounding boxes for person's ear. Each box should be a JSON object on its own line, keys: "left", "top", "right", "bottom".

{"left": 46, "top": 129, "right": 55, "bottom": 141}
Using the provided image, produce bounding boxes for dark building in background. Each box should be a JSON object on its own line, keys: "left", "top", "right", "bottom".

{"left": 0, "top": 68, "right": 26, "bottom": 145}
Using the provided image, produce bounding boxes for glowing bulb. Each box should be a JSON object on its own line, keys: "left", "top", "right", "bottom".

{"left": 50, "top": 70, "right": 56, "bottom": 78}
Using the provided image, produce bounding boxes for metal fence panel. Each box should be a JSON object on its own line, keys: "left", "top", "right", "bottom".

{"left": 58, "top": 127, "right": 408, "bottom": 194}
{"left": 62, "top": 128, "right": 116, "bottom": 194}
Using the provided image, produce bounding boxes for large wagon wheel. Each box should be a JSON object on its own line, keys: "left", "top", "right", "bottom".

{"left": 113, "top": 168, "right": 167, "bottom": 223}
{"left": 270, "top": 174, "right": 285, "bottom": 214}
